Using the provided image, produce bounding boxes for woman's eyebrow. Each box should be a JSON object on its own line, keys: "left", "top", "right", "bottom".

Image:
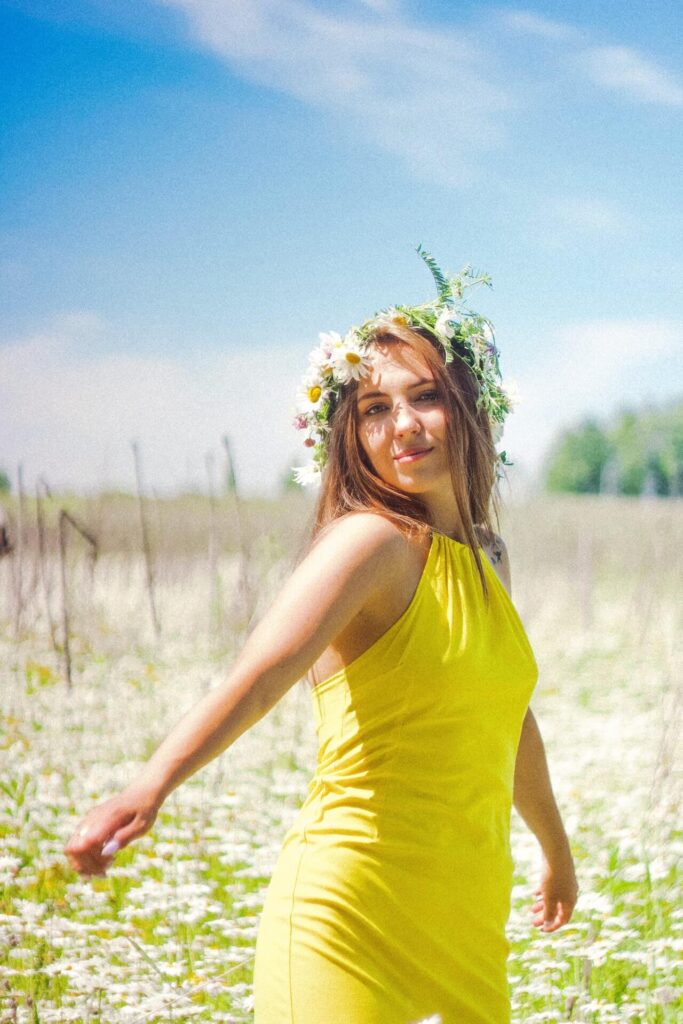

{"left": 357, "top": 377, "right": 436, "bottom": 403}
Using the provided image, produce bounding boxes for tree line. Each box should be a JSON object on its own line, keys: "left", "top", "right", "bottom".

{"left": 543, "top": 398, "right": 683, "bottom": 497}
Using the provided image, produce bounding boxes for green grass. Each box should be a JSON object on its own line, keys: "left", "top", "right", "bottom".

{"left": 0, "top": 495, "right": 681, "bottom": 1022}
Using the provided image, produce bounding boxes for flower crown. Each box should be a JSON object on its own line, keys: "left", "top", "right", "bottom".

{"left": 291, "top": 246, "right": 517, "bottom": 486}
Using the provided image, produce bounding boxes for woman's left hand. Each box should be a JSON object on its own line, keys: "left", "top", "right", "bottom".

{"left": 530, "top": 844, "right": 579, "bottom": 932}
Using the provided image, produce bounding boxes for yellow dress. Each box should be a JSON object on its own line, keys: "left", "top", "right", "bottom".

{"left": 253, "top": 530, "right": 539, "bottom": 1023}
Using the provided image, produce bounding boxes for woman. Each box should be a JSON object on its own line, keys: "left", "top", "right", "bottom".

{"left": 65, "top": 251, "right": 578, "bottom": 1023}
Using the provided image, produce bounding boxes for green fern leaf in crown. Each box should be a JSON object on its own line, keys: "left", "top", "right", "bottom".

{"left": 416, "top": 244, "right": 452, "bottom": 304}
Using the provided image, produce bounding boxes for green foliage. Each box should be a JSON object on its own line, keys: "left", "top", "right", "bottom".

{"left": 545, "top": 418, "right": 614, "bottom": 494}
{"left": 0, "top": 468, "right": 10, "bottom": 494}
{"left": 544, "top": 398, "right": 683, "bottom": 496}
{"left": 281, "top": 466, "right": 301, "bottom": 492}
{"left": 416, "top": 243, "right": 451, "bottom": 303}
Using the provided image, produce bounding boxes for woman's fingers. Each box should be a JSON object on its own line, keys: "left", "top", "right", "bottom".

{"left": 530, "top": 898, "right": 574, "bottom": 931}
{"left": 65, "top": 805, "right": 136, "bottom": 877}
{"left": 65, "top": 785, "right": 163, "bottom": 879}
{"left": 112, "top": 814, "right": 152, "bottom": 850}
{"left": 65, "top": 792, "right": 160, "bottom": 879}
{"left": 65, "top": 832, "right": 111, "bottom": 876}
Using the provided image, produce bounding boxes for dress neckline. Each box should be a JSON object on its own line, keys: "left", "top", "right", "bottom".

{"left": 310, "top": 532, "right": 442, "bottom": 696}
{"left": 309, "top": 529, "right": 535, "bottom": 699}
{"left": 429, "top": 528, "right": 484, "bottom": 552}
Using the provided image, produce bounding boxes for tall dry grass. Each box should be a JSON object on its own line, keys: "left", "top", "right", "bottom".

{"left": 0, "top": 490, "right": 680, "bottom": 1022}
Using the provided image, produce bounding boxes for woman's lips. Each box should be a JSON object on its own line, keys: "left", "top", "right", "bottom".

{"left": 394, "top": 447, "right": 433, "bottom": 463}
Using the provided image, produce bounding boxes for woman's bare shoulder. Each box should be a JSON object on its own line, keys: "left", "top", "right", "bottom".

{"left": 313, "top": 512, "right": 412, "bottom": 559}
{"left": 309, "top": 512, "right": 428, "bottom": 593}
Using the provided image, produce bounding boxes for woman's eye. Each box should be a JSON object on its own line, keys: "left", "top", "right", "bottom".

{"left": 417, "top": 390, "right": 439, "bottom": 402}
{"left": 364, "top": 404, "right": 387, "bottom": 416}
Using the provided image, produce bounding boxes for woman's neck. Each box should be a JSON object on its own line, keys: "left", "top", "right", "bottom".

{"left": 422, "top": 490, "right": 467, "bottom": 543}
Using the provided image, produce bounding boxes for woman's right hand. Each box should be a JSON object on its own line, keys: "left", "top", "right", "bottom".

{"left": 64, "top": 783, "right": 161, "bottom": 878}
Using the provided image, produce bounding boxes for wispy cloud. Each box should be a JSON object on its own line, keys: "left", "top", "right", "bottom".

{"left": 537, "top": 195, "right": 633, "bottom": 238}
{"left": 0, "top": 312, "right": 302, "bottom": 494}
{"left": 497, "top": 9, "right": 683, "bottom": 107}
{"left": 578, "top": 45, "right": 683, "bottom": 106}
{"left": 497, "top": 9, "right": 582, "bottom": 42}
{"left": 151, "top": 0, "right": 682, "bottom": 201}
{"left": 155, "top": 0, "right": 516, "bottom": 187}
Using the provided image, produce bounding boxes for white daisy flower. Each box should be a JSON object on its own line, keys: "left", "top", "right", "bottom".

{"left": 308, "top": 344, "right": 335, "bottom": 379}
{"left": 503, "top": 377, "right": 522, "bottom": 408}
{"left": 295, "top": 372, "right": 327, "bottom": 413}
{"left": 331, "top": 331, "right": 373, "bottom": 384}
{"left": 317, "top": 331, "right": 343, "bottom": 356}
{"left": 434, "top": 305, "right": 457, "bottom": 341}
{"left": 374, "top": 307, "right": 411, "bottom": 330}
{"left": 292, "top": 463, "right": 322, "bottom": 487}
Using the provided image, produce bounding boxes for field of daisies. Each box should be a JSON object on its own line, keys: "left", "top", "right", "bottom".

{"left": 0, "top": 491, "right": 680, "bottom": 1023}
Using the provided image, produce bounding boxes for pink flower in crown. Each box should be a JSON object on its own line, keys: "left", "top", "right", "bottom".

{"left": 317, "top": 331, "right": 342, "bottom": 358}
{"left": 292, "top": 413, "right": 308, "bottom": 431}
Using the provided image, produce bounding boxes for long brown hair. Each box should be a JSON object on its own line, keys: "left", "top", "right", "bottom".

{"left": 308, "top": 324, "right": 503, "bottom": 604}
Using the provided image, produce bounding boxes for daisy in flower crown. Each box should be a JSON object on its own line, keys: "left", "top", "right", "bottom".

{"left": 291, "top": 246, "right": 519, "bottom": 488}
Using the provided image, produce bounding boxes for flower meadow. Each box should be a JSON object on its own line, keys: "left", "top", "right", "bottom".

{"left": 0, "top": 493, "right": 680, "bottom": 1023}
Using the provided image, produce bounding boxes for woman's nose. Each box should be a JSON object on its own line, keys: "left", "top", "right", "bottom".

{"left": 393, "top": 403, "right": 421, "bottom": 435}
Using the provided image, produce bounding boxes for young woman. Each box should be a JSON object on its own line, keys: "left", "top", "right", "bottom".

{"left": 65, "top": 254, "right": 578, "bottom": 1023}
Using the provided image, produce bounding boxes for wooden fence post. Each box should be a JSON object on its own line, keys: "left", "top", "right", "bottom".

{"left": 131, "top": 441, "right": 161, "bottom": 640}
{"left": 58, "top": 509, "right": 98, "bottom": 690}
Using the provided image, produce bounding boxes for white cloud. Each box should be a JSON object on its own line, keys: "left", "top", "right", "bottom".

{"left": 155, "top": 0, "right": 516, "bottom": 187}
{"left": 355, "top": 0, "right": 397, "bottom": 12}
{"left": 0, "top": 312, "right": 303, "bottom": 495}
{"left": 497, "top": 9, "right": 581, "bottom": 42}
{"left": 147, "top": 0, "right": 683, "bottom": 207}
{"left": 539, "top": 195, "right": 633, "bottom": 237}
{"left": 4, "top": 311, "right": 680, "bottom": 497}
{"left": 503, "top": 319, "right": 683, "bottom": 472}
{"left": 578, "top": 45, "right": 683, "bottom": 106}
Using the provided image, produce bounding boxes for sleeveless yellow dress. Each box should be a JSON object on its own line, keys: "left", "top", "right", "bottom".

{"left": 253, "top": 530, "right": 539, "bottom": 1023}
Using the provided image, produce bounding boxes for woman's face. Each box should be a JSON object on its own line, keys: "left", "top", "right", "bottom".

{"left": 355, "top": 343, "right": 452, "bottom": 497}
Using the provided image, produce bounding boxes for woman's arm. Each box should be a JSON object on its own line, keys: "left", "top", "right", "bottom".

{"left": 513, "top": 710, "right": 571, "bottom": 859}
{"left": 513, "top": 708, "right": 578, "bottom": 931}
{"left": 64, "top": 513, "right": 412, "bottom": 877}
{"left": 494, "top": 538, "right": 579, "bottom": 932}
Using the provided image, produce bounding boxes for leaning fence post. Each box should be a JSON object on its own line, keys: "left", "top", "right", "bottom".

{"left": 57, "top": 510, "right": 72, "bottom": 690}
{"left": 222, "top": 435, "right": 252, "bottom": 624}
{"left": 57, "top": 509, "right": 98, "bottom": 690}
{"left": 131, "top": 440, "right": 161, "bottom": 640}
{"left": 205, "top": 451, "right": 222, "bottom": 638}
{"left": 36, "top": 476, "right": 57, "bottom": 650}
{"left": 12, "top": 463, "right": 26, "bottom": 639}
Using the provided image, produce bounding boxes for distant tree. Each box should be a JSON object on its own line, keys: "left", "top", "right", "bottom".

{"left": 0, "top": 468, "right": 10, "bottom": 494}
{"left": 608, "top": 401, "right": 683, "bottom": 496}
{"left": 641, "top": 401, "right": 683, "bottom": 496}
{"left": 608, "top": 409, "right": 645, "bottom": 495}
{"left": 544, "top": 418, "right": 613, "bottom": 494}
{"left": 543, "top": 398, "right": 683, "bottom": 496}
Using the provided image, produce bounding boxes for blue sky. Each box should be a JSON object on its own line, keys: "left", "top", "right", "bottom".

{"left": 1, "top": 0, "right": 682, "bottom": 495}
